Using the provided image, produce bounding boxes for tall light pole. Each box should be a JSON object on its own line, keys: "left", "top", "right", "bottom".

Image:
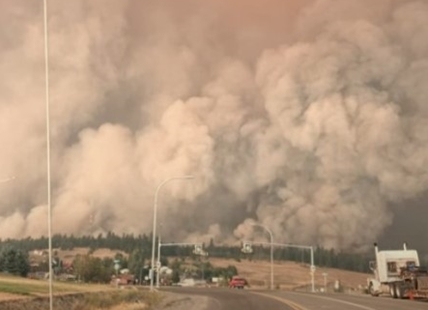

{"left": 249, "top": 222, "right": 274, "bottom": 290}
{"left": 150, "top": 175, "right": 194, "bottom": 291}
{"left": 310, "top": 246, "right": 315, "bottom": 293}
{"left": 156, "top": 233, "right": 162, "bottom": 288}
{"left": 42, "top": 1, "right": 53, "bottom": 310}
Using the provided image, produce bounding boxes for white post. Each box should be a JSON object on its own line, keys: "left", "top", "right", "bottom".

{"left": 322, "top": 273, "right": 328, "bottom": 292}
{"left": 156, "top": 235, "right": 161, "bottom": 288}
{"left": 42, "top": 1, "right": 53, "bottom": 309}
{"left": 270, "top": 234, "right": 274, "bottom": 290}
{"left": 150, "top": 176, "right": 193, "bottom": 291}
{"left": 310, "top": 246, "right": 315, "bottom": 293}
{"left": 250, "top": 223, "right": 274, "bottom": 290}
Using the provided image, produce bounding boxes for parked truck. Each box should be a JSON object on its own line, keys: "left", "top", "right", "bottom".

{"left": 367, "top": 242, "right": 428, "bottom": 299}
{"left": 229, "top": 276, "right": 248, "bottom": 289}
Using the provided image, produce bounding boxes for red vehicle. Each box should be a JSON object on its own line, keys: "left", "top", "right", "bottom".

{"left": 229, "top": 276, "right": 248, "bottom": 289}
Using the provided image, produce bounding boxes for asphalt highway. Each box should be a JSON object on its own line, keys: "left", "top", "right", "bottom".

{"left": 162, "top": 287, "right": 297, "bottom": 310}
{"left": 162, "top": 287, "right": 428, "bottom": 310}
{"left": 267, "top": 290, "right": 428, "bottom": 310}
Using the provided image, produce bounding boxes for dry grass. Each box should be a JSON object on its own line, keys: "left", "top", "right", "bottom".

{"left": 0, "top": 275, "right": 161, "bottom": 309}
{"left": 207, "top": 258, "right": 370, "bottom": 290}
{"left": 52, "top": 248, "right": 128, "bottom": 264}
{"left": 0, "top": 273, "right": 116, "bottom": 300}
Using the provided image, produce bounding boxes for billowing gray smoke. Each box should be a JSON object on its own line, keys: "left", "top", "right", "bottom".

{"left": 0, "top": 0, "right": 427, "bottom": 251}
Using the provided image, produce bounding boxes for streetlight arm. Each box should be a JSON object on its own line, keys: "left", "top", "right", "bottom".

{"left": 249, "top": 223, "right": 273, "bottom": 243}
{"left": 160, "top": 242, "right": 201, "bottom": 247}
{"left": 152, "top": 176, "right": 194, "bottom": 234}
{"left": 156, "top": 176, "right": 194, "bottom": 194}
{"left": 152, "top": 175, "right": 194, "bottom": 238}
{"left": 249, "top": 240, "right": 316, "bottom": 293}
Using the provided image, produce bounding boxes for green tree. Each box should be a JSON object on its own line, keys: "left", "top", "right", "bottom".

{"left": 128, "top": 249, "right": 145, "bottom": 276}
{"left": 0, "top": 248, "right": 30, "bottom": 277}
{"left": 73, "top": 254, "right": 113, "bottom": 283}
{"left": 15, "top": 251, "right": 30, "bottom": 277}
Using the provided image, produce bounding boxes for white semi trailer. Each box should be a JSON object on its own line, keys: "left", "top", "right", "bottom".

{"left": 367, "top": 243, "right": 428, "bottom": 299}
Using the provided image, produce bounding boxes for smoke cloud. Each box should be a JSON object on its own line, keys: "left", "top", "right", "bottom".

{"left": 0, "top": 0, "right": 427, "bottom": 251}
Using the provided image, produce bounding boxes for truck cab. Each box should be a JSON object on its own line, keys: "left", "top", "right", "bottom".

{"left": 368, "top": 243, "right": 423, "bottom": 298}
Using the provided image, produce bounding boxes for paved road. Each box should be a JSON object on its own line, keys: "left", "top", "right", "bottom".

{"left": 162, "top": 287, "right": 297, "bottom": 310}
{"left": 265, "top": 290, "right": 428, "bottom": 310}
{"left": 162, "top": 287, "right": 428, "bottom": 310}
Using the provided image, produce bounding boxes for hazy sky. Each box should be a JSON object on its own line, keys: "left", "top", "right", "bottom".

{"left": 0, "top": 0, "right": 428, "bottom": 254}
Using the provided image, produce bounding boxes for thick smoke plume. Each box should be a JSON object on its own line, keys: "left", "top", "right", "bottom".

{"left": 0, "top": 0, "right": 427, "bottom": 251}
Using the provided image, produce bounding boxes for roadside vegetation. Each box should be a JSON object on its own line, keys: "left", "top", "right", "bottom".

{"left": 0, "top": 274, "right": 163, "bottom": 309}
{"left": 0, "top": 287, "right": 162, "bottom": 310}
{"left": 0, "top": 274, "right": 113, "bottom": 297}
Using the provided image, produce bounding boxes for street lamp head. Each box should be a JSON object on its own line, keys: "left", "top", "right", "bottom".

{"left": 242, "top": 242, "right": 253, "bottom": 254}
{"left": 248, "top": 222, "right": 273, "bottom": 238}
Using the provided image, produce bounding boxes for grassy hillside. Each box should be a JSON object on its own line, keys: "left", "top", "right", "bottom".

{"left": 207, "top": 257, "right": 369, "bottom": 291}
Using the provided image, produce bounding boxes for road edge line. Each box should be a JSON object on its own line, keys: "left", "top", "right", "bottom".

{"left": 252, "top": 292, "right": 309, "bottom": 310}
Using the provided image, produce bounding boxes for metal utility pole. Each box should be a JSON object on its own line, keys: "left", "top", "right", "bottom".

{"left": 150, "top": 176, "right": 193, "bottom": 291}
{"left": 42, "top": 1, "right": 53, "bottom": 309}
{"left": 249, "top": 223, "right": 274, "bottom": 290}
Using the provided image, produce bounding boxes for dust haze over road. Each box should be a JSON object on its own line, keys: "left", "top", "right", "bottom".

{"left": 1, "top": 0, "right": 428, "bottom": 253}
